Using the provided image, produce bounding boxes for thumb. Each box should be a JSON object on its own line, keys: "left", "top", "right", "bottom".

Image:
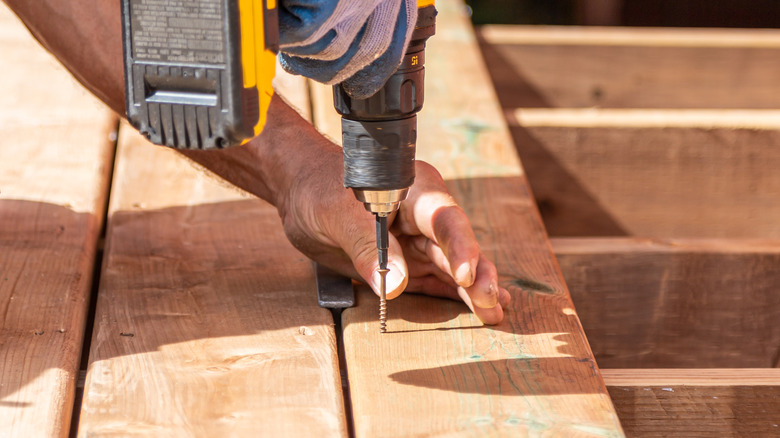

{"left": 344, "top": 227, "right": 408, "bottom": 300}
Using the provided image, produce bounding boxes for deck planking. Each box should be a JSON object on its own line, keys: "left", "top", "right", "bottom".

{"left": 77, "top": 76, "right": 347, "bottom": 436}
{"left": 310, "top": 0, "right": 624, "bottom": 436}
{"left": 0, "top": 4, "right": 117, "bottom": 437}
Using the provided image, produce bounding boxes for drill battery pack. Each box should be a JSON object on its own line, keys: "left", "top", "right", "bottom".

{"left": 121, "top": 0, "right": 278, "bottom": 149}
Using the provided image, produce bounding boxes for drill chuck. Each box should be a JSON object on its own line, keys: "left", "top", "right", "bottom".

{"left": 352, "top": 188, "right": 410, "bottom": 215}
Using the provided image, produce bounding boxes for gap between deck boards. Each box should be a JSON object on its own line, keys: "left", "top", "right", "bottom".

{"left": 68, "top": 120, "right": 120, "bottom": 438}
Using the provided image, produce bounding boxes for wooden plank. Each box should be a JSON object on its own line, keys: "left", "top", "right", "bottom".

{"left": 480, "top": 25, "right": 780, "bottom": 48}
{"left": 509, "top": 108, "right": 780, "bottom": 130}
{"left": 478, "top": 25, "right": 780, "bottom": 109}
{"left": 602, "top": 368, "right": 780, "bottom": 386}
{"left": 508, "top": 123, "right": 780, "bottom": 238}
{"left": 273, "top": 63, "right": 311, "bottom": 121}
{"left": 308, "top": 0, "right": 623, "bottom": 436}
{"left": 602, "top": 369, "right": 780, "bottom": 438}
{"left": 480, "top": 27, "right": 780, "bottom": 237}
{"left": 0, "top": 4, "right": 117, "bottom": 437}
{"left": 78, "top": 75, "right": 347, "bottom": 435}
{"left": 552, "top": 238, "right": 780, "bottom": 368}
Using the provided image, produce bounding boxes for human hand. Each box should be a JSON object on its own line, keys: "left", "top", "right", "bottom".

{"left": 179, "top": 96, "right": 509, "bottom": 324}
{"left": 278, "top": 0, "right": 418, "bottom": 99}
{"left": 267, "top": 124, "right": 511, "bottom": 325}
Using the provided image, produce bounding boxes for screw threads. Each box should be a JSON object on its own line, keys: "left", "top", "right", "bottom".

{"left": 379, "top": 296, "right": 387, "bottom": 333}
{"left": 378, "top": 267, "right": 389, "bottom": 334}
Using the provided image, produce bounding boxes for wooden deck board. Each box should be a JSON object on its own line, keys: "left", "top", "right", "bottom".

{"left": 310, "top": 1, "right": 624, "bottom": 436}
{"left": 77, "top": 75, "right": 347, "bottom": 436}
{"left": 0, "top": 4, "right": 117, "bottom": 437}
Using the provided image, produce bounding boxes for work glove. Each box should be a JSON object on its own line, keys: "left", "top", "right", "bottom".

{"left": 278, "top": 0, "right": 418, "bottom": 99}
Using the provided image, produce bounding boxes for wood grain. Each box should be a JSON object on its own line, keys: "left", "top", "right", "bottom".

{"left": 553, "top": 238, "right": 780, "bottom": 368}
{"left": 0, "top": 4, "right": 117, "bottom": 437}
{"left": 602, "top": 369, "right": 780, "bottom": 438}
{"left": 308, "top": 0, "right": 623, "bottom": 436}
{"left": 510, "top": 125, "right": 780, "bottom": 238}
{"left": 78, "top": 82, "right": 347, "bottom": 435}
{"left": 480, "top": 25, "right": 780, "bottom": 238}
{"left": 478, "top": 25, "right": 780, "bottom": 109}
{"left": 602, "top": 368, "right": 780, "bottom": 386}
{"left": 509, "top": 108, "right": 780, "bottom": 130}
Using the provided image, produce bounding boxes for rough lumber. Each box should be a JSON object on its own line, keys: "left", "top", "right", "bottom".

{"left": 78, "top": 77, "right": 346, "bottom": 435}
{"left": 479, "top": 26, "right": 780, "bottom": 238}
{"left": 478, "top": 25, "right": 780, "bottom": 109}
{"left": 507, "top": 121, "right": 780, "bottom": 238}
{"left": 552, "top": 238, "right": 780, "bottom": 368}
{"left": 310, "top": 0, "right": 623, "bottom": 436}
{"left": 602, "top": 369, "right": 780, "bottom": 437}
{"left": 0, "top": 5, "right": 116, "bottom": 437}
{"left": 510, "top": 108, "right": 780, "bottom": 130}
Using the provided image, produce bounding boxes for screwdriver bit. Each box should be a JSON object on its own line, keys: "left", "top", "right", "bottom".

{"left": 376, "top": 214, "right": 389, "bottom": 333}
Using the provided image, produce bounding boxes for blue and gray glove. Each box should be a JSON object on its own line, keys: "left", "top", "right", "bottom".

{"left": 278, "top": 0, "right": 418, "bottom": 99}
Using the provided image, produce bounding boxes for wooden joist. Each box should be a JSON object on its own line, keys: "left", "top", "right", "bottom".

{"left": 604, "top": 369, "right": 780, "bottom": 437}
{"left": 555, "top": 238, "right": 780, "bottom": 433}
{"left": 552, "top": 238, "right": 780, "bottom": 368}
{"left": 479, "top": 25, "right": 780, "bottom": 109}
{"left": 479, "top": 25, "right": 780, "bottom": 239}
{"left": 310, "top": 0, "right": 623, "bottom": 436}
{"left": 507, "top": 118, "right": 780, "bottom": 238}
{"left": 77, "top": 77, "right": 347, "bottom": 435}
{"left": 0, "top": 5, "right": 117, "bottom": 437}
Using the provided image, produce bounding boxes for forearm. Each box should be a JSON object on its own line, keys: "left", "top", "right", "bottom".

{"left": 1, "top": 0, "right": 327, "bottom": 207}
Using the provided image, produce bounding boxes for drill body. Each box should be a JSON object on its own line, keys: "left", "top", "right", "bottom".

{"left": 334, "top": 4, "right": 436, "bottom": 217}
{"left": 334, "top": 5, "right": 435, "bottom": 332}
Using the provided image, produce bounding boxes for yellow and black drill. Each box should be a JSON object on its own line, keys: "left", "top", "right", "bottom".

{"left": 121, "top": 0, "right": 436, "bottom": 332}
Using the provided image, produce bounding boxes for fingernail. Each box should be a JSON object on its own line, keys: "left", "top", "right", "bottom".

{"left": 386, "top": 264, "right": 405, "bottom": 297}
{"left": 454, "top": 258, "right": 478, "bottom": 288}
{"left": 372, "top": 263, "right": 406, "bottom": 299}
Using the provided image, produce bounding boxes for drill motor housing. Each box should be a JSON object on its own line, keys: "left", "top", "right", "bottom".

{"left": 334, "top": 4, "right": 436, "bottom": 212}
{"left": 121, "top": 0, "right": 278, "bottom": 150}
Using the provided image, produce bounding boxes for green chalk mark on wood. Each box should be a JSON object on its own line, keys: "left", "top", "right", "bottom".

{"left": 435, "top": 118, "right": 519, "bottom": 178}
{"left": 504, "top": 416, "right": 522, "bottom": 426}
{"left": 472, "top": 416, "right": 494, "bottom": 426}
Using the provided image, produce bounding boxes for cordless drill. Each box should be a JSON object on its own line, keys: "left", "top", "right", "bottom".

{"left": 121, "top": 0, "right": 435, "bottom": 332}
{"left": 333, "top": 4, "right": 435, "bottom": 332}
